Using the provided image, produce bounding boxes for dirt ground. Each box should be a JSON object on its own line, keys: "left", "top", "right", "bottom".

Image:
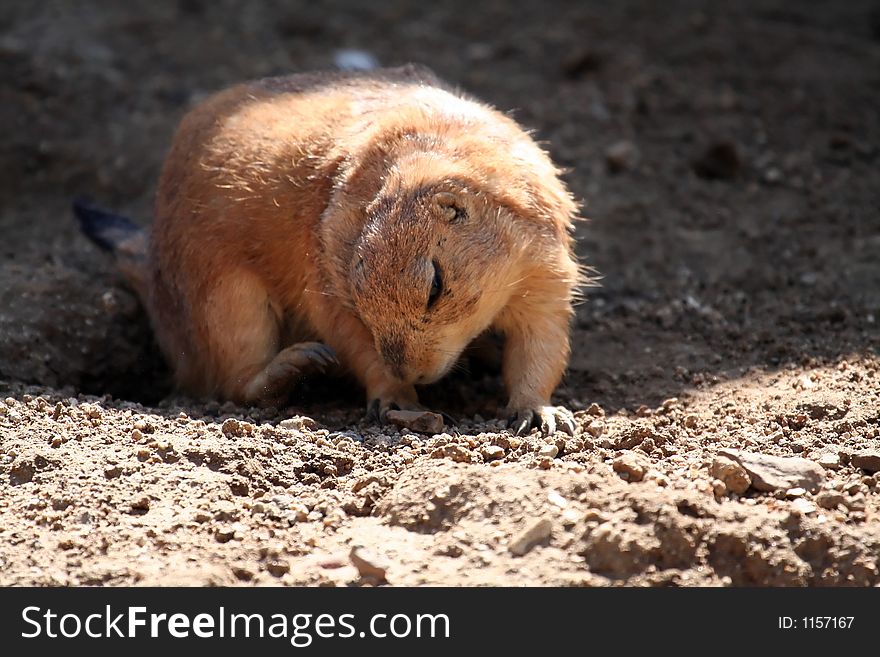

{"left": 1, "top": 0, "right": 879, "bottom": 586}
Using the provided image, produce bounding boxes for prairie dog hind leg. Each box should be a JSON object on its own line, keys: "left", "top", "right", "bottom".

{"left": 187, "top": 268, "right": 336, "bottom": 406}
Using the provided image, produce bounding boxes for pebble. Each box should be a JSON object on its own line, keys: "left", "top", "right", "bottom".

{"left": 791, "top": 498, "right": 817, "bottom": 515}
{"left": 266, "top": 560, "right": 290, "bottom": 577}
{"left": 508, "top": 518, "right": 553, "bottom": 556}
{"left": 612, "top": 452, "right": 649, "bottom": 482}
{"left": 538, "top": 443, "right": 559, "bottom": 459}
{"left": 349, "top": 546, "right": 388, "bottom": 582}
{"left": 481, "top": 445, "right": 505, "bottom": 461}
{"left": 585, "top": 420, "right": 605, "bottom": 438}
{"left": 711, "top": 456, "right": 752, "bottom": 495}
{"left": 133, "top": 418, "right": 154, "bottom": 433}
{"left": 279, "top": 416, "right": 316, "bottom": 431}
{"left": 221, "top": 418, "right": 254, "bottom": 437}
{"left": 817, "top": 452, "right": 840, "bottom": 469}
{"left": 547, "top": 490, "right": 568, "bottom": 508}
{"left": 785, "top": 487, "right": 806, "bottom": 498}
{"left": 386, "top": 410, "right": 444, "bottom": 434}
{"left": 215, "top": 526, "right": 237, "bottom": 543}
{"left": 604, "top": 140, "right": 639, "bottom": 173}
{"left": 430, "top": 444, "right": 471, "bottom": 463}
{"left": 851, "top": 451, "right": 880, "bottom": 473}
{"left": 585, "top": 403, "right": 605, "bottom": 417}
{"left": 718, "top": 448, "right": 824, "bottom": 492}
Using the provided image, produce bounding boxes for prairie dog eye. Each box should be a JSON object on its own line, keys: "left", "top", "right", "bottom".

{"left": 433, "top": 192, "right": 466, "bottom": 223}
{"left": 427, "top": 260, "right": 443, "bottom": 309}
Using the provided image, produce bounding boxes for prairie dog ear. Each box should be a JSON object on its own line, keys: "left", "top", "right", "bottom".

{"left": 433, "top": 191, "right": 466, "bottom": 223}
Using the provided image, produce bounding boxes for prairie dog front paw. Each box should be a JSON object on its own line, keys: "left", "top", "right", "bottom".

{"left": 505, "top": 404, "right": 575, "bottom": 437}
{"left": 364, "top": 383, "right": 420, "bottom": 424}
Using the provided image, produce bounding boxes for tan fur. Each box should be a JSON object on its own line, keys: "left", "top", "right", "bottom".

{"left": 140, "top": 65, "right": 584, "bottom": 428}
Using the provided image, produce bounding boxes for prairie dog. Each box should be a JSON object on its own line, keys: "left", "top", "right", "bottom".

{"left": 75, "top": 65, "right": 585, "bottom": 435}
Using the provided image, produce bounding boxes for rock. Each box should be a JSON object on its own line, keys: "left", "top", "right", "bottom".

{"left": 430, "top": 444, "right": 472, "bottom": 463}
{"left": 785, "top": 487, "right": 806, "bottom": 498}
{"left": 386, "top": 410, "right": 444, "bottom": 434}
{"left": 585, "top": 403, "right": 605, "bottom": 417}
{"left": 718, "top": 448, "right": 824, "bottom": 492}
{"left": 215, "top": 526, "right": 236, "bottom": 543}
{"left": 711, "top": 455, "right": 751, "bottom": 494}
{"left": 791, "top": 498, "right": 817, "bottom": 515}
{"left": 221, "top": 418, "right": 254, "bottom": 437}
{"left": 279, "top": 416, "right": 316, "bottom": 431}
{"left": 816, "top": 491, "right": 845, "bottom": 510}
{"left": 481, "top": 445, "right": 505, "bottom": 461}
{"left": 538, "top": 443, "right": 559, "bottom": 458}
{"left": 692, "top": 140, "right": 742, "bottom": 180}
{"left": 349, "top": 546, "right": 387, "bottom": 582}
{"left": 604, "top": 140, "right": 639, "bottom": 173}
{"left": 612, "top": 452, "right": 649, "bottom": 482}
{"left": 585, "top": 420, "right": 605, "bottom": 438}
{"left": 817, "top": 452, "right": 840, "bottom": 469}
{"left": 266, "top": 559, "right": 290, "bottom": 577}
{"left": 103, "top": 465, "right": 122, "bottom": 479}
{"left": 851, "top": 451, "right": 880, "bottom": 473}
{"left": 547, "top": 490, "right": 568, "bottom": 508}
{"left": 508, "top": 518, "right": 553, "bottom": 556}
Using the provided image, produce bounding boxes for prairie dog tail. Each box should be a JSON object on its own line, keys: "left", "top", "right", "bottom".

{"left": 72, "top": 198, "right": 149, "bottom": 302}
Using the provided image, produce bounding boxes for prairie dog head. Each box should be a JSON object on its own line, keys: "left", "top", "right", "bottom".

{"left": 349, "top": 179, "right": 513, "bottom": 385}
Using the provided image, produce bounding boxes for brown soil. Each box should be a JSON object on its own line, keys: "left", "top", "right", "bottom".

{"left": 1, "top": 0, "right": 879, "bottom": 586}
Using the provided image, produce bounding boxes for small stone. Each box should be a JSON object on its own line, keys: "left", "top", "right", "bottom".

{"left": 133, "top": 418, "right": 154, "bottom": 433}
{"left": 215, "top": 526, "right": 236, "bottom": 543}
{"left": 718, "top": 448, "right": 824, "bottom": 492}
{"left": 214, "top": 500, "right": 238, "bottom": 521}
{"left": 817, "top": 453, "right": 840, "bottom": 469}
{"left": 538, "top": 443, "right": 559, "bottom": 459}
{"left": 791, "top": 498, "right": 817, "bottom": 515}
{"left": 221, "top": 418, "right": 254, "bottom": 437}
{"left": 349, "top": 546, "right": 388, "bottom": 582}
{"left": 385, "top": 410, "right": 444, "bottom": 434}
{"left": 851, "top": 451, "right": 880, "bottom": 473}
{"left": 711, "top": 455, "right": 752, "bottom": 495}
{"left": 130, "top": 496, "right": 150, "bottom": 512}
{"left": 612, "top": 452, "right": 649, "bottom": 482}
{"left": 585, "top": 420, "right": 605, "bottom": 438}
{"left": 266, "top": 560, "right": 290, "bottom": 577}
{"left": 104, "top": 465, "right": 123, "bottom": 479}
{"left": 786, "top": 487, "right": 806, "bottom": 498}
{"left": 279, "top": 416, "right": 316, "bottom": 431}
{"left": 430, "top": 443, "right": 471, "bottom": 463}
{"left": 604, "top": 139, "right": 639, "bottom": 173}
{"left": 712, "top": 479, "right": 727, "bottom": 497}
{"left": 508, "top": 518, "right": 553, "bottom": 556}
{"left": 547, "top": 490, "right": 568, "bottom": 508}
{"left": 481, "top": 445, "right": 505, "bottom": 461}
{"left": 585, "top": 403, "right": 605, "bottom": 417}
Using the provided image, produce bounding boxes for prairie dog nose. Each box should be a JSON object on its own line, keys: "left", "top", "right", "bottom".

{"left": 379, "top": 336, "right": 406, "bottom": 380}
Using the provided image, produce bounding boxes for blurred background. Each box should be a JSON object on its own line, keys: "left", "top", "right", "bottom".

{"left": 0, "top": 0, "right": 878, "bottom": 413}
